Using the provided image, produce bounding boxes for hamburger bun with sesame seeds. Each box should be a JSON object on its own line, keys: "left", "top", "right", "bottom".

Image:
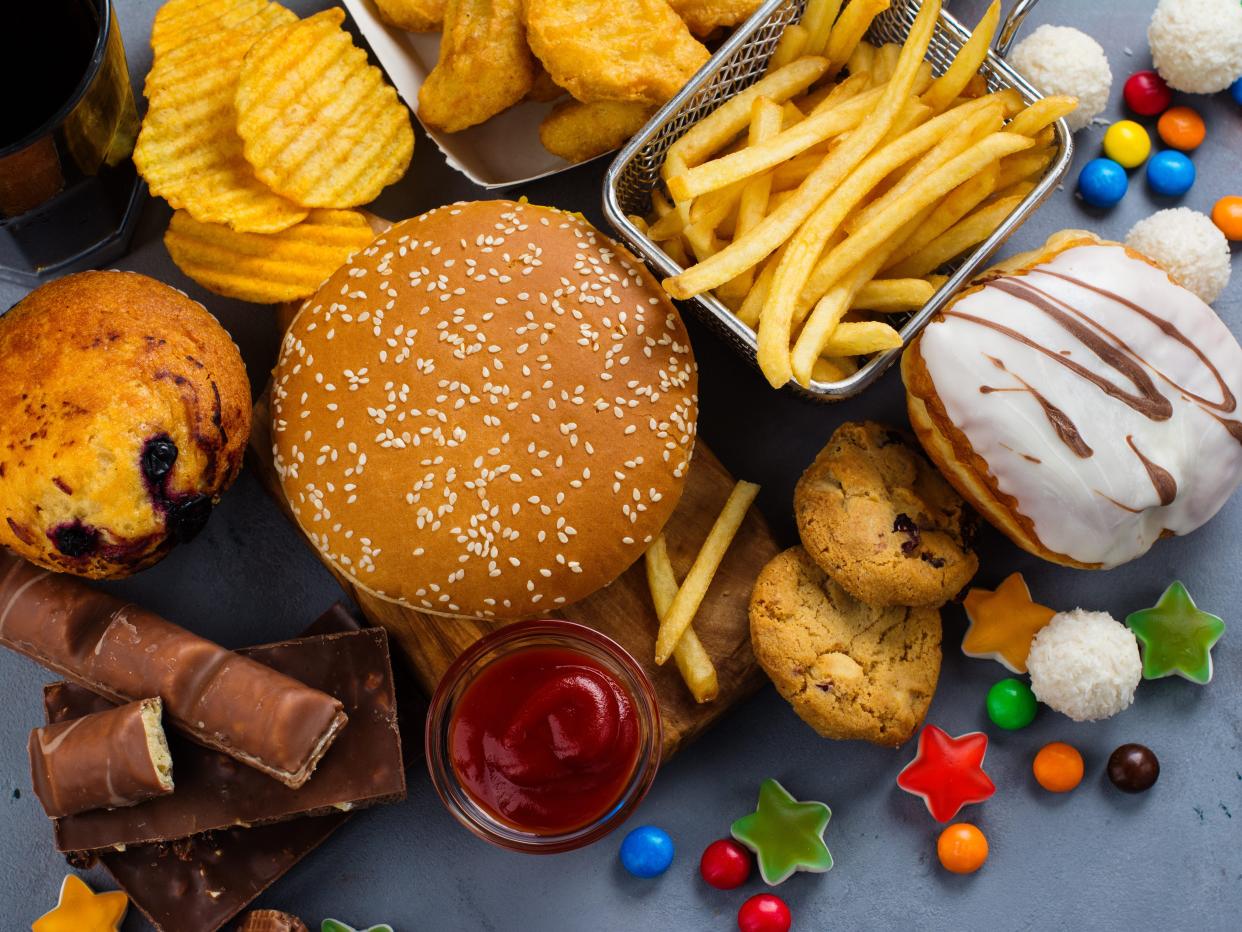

{"left": 271, "top": 200, "right": 699, "bottom": 620}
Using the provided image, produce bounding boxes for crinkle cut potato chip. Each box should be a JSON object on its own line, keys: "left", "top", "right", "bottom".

{"left": 150, "top": 0, "right": 295, "bottom": 58}
{"left": 134, "top": 27, "right": 308, "bottom": 233}
{"left": 235, "top": 8, "right": 415, "bottom": 208}
{"left": 164, "top": 208, "right": 377, "bottom": 304}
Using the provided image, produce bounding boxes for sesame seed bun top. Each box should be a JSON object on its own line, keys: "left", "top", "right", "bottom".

{"left": 271, "top": 200, "right": 698, "bottom": 619}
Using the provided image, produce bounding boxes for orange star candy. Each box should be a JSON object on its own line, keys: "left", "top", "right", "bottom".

{"left": 32, "top": 875, "right": 127, "bottom": 932}
{"left": 961, "top": 572, "right": 1055, "bottom": 674}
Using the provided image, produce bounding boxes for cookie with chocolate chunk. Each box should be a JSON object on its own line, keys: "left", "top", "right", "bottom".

{"left": 749, "top": 547, "right": 941, "bottom": 746}
{"left": 794, "top": 421, "right": 977, "bottom": 608}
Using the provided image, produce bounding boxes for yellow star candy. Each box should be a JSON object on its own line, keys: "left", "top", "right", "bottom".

{"left": 32, "top": 875, "right": 127, "bottom": 932}
{"left": 962, "top": 572, "right": 1055, "bottom": 674}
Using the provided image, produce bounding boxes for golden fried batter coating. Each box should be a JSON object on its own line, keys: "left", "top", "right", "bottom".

{"left": 374, "top": 0, "right": 446, "bottom": 32}
{"left": 667, "top": 0, "right": 764, "bottom": 37}
{"left": 539, "top": 99, "right": 654, "bottom": 163}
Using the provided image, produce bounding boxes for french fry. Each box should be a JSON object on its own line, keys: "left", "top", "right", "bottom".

{"left": 994, "top": 147, "right": 1053, "bottom": 190}
{"left": 873, "top": 42, "right": 900, "bottom": 82}
{"left": 646, "top": 536, "right": 719, "bottom": 703}
{"left": 717, "top": 97, "right": 785, "bottom": 306}
{"left": 811, "top": 354, "right": 858, "bottom": 382}
{"left": 665, "top": 57, "right": 828, "bottom": 170}
{"left": 882, "top": 164, "right": 998, "bottom": 269}
{"left": 662, "top": 235, "right": 690, "bottom": 267}
{"left": 825, "top": 0, "right": 891, "bottom": 77}
{"left": 665, "top": 0, "right": 940, "bottom": 304}
{"left": 771, "top": 25, "right": 810, "bottom": 69}
{"left": 802, "top": 0, "right": 844, "bottom": 57}
{"left": 654, "top": 480, "right": 761, "bottom": 666}
{"left": 818, "top": 319, "right": 904, "bottom": 355}
{"left": 844, "top": 41, "right": 875, "bottom": 80}
{"left": 771, "top": 152, "right": 826, "bottom": 190}
{"left": 667, "top": 84, "right": 887, "bottom": 200}
{"left": 801, "top": 131, "right": 1031, "bottom": 302}
{"left": 886, "top": 192, "right": 1026, "bottom": 278}
{"left": 851, "top": 277, "right": 935, "bottom": 312}
{"left": 757, "top": 92, "right": 997, "bottom": 386}
{"left": 736, "top": 246, "right": 783, "bottom": 327}
{"left": 921, "top": 0, "right": 1000, "bottom": 112}
{"left": 781, "top": 101, "right": 806, "bottom": 127}
{"left": 808, "top": 70, "right": 870, "bottom": 113}
{"left": 627, "top": 214, "right": 649, "bottom": 234}
{"left": 1006, "top": 95, "right": 1078, "bottom": 138}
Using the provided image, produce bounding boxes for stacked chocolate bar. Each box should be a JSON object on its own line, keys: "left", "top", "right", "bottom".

{"left": 0, "top": 553, "right": 414, "bottom": 931}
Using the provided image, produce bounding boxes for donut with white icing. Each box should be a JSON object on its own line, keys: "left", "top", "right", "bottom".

{"left": 902, "top": 230, "right": 1242, "bottom": 569}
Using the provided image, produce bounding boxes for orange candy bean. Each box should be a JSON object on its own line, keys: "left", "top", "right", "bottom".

{"left": 1212, "top": 196, "right": 1242, "bottom": 242}
{"left": 1033, "top": 741, "right": 1084, "bottom": 792}
{"left": 937, "top": 823, "right": 988, "bottom": 874}
{"left": 1157, "top": 107, "right": 1205, "bottom": 151}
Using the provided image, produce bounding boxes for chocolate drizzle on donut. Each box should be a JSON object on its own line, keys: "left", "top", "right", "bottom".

{"left": 981, "top": 356, "right": 1092, "bottom": 458}
{"left": 1126, "top": 435, "right": 1177, "bottom": 506}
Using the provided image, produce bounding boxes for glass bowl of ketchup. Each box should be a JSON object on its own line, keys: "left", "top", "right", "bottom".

{"left": 426, "top": 619, "right": 662, "bottom": 853}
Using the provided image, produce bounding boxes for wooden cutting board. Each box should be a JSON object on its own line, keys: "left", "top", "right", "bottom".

{"left": 249, "top": 392, "right": 777, "bottom": 758}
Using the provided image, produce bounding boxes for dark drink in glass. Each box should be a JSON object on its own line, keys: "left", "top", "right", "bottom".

{"left": 0, "top": 0, "right": 143, "bottom": 286}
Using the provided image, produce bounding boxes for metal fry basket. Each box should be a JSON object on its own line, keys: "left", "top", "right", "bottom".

{"left": 603, "top": 0, "right": 1073, "bottom": 402}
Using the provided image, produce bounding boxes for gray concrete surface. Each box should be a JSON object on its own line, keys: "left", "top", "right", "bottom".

{"left": 1, "top": 1, "right": 1239, "bottom": 929}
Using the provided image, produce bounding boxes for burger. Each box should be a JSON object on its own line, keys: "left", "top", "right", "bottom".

{"left": 271, "top": 200, "right": 699, "bottom": 619}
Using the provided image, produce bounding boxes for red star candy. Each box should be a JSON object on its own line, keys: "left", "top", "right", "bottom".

{"left": 896, "top": 725, "right": 995, "bottom": 822}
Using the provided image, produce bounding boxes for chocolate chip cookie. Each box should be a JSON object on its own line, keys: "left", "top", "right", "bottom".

{"left": 749, "top": 547, "right": 941, "bottom": 746}
{"left": 794, "top": 421, "right": 977, "bottom": 608}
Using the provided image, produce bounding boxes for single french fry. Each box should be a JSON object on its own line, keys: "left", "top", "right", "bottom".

{"left": 716, "top": 98, "right": 785, "bottom": 306}
{"left": 662, "top": 235, "right": 690, "bottom": 267}
{"left": 756, "top": 95, "right": 998, "bottom": 385}
{"left": 652, "top": 189, "right": 673, "bottom": 218}
{"left": 654, "top": 481, "right": 761, "bottom": 666}
{"left": 801, "top": 131, "right": 1031, "bottom": 302}
{"left": 802, "top": 0, "right": 845, "bottom": 57}
{"left": 825, "top": 0, "right": 891, "bottom": 77}
{"left": 994, "top": 147, "right": 1053, "bottom": 190}
{"left": 851, "top": 277, "right": 935, "bottom": 312}
{"left": 666, "top": 0, "right": 941, "bottom": 305}
{"left": 844, "top": 41, "right": 875, "bottom": 80}
{"left": 882, "top": 164, "right": 997, "bottom": 269}
{"left": 873, "top": 42, "right": 901, "bottom": 82}
{"left": 666, "top": 57, "right": 829, "bottom": 170}
{"left": 648, "top": 206, "right": 687, "bottom": 241}
{"left": 646, "top": 535, "right": 719, "bottom": 703}
{"left": 921, "top": 0, "right": 1000, "bottom": 112}
{"left": 818, "top": 320, "right": 904, "bottom": 355}
{"left": 667, "top": 84, "right": 888, "bottom": 201}
{"left": 628, "top": 214, "right": 649, "bottom": 234}
{"left": 771, "top": 25, "right": 810, "bottom": 69}
{"left": 1006, "top": 95, "right": 1078, "bottom": 138}
{"left": 812, "top": 357, "right": 851, "bottom": 382}
{"left": 886, "top": 192, "right": 1026, "bottom": 278}
{"left": 843, "top": 96, "right": 1003, "bottom": 234}
{"left": 989, "top": 177, "right": 1036, "bottom": 204}
{"left": 771, "top": 152, "right": 825, "bottom": 190}
{"left": 808, "top": 70, "right": 870, "bottom": 113}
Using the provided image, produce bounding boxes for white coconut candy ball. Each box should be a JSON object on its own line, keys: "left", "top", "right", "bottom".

{"left": 1148, "top": 0, "right": 1242, "bottom": 93}
{"left": 1126, "top": 208, "right": 1232, "bottom": 305}
{"left": 1009, "top": 25, "right": 1112, "bottom": 132}
{"left": 1026, "top": 610, "right": 1142, "bottom": 722}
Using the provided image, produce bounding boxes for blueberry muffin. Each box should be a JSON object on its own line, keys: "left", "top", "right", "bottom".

{"left": 749, "top": 547, "right": 941, "bottom": 746}
{"left": 0, "top": 271, "right": 251, "bottom": 578}
{"left": 794, "top": 421, "right": 977, "bottom": 608}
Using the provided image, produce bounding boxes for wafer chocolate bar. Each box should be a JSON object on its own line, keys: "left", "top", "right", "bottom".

{"left": 0, "top": 553, "right": 346, "bottom": 788}
{"left": 45, "top": 626, "right": 404, "bottom": 853}
{"left": 29, "top": 696, "right": 174, "bottom": 818}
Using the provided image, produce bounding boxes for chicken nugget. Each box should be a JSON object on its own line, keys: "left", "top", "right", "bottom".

{"left": 373, "top": 0, "right": 445, "bottom": 32}
{"left": 525, "top": 0, "right": 710, "bottom": 106}
{"left": 667, "top": 0, "right": 764, "bottom": 37}
{"left": 539, "top": 99, "right": 654, "bottom": 163}
{"left": 418, "top": 0, "right": 535, "bottom": 133}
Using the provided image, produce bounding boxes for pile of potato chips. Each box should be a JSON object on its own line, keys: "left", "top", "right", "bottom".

{"left": 135, "top": 0, "right": 413, "bottom": 304}
{"left": 375, "top": 0, "right": 764, "bottom": 164}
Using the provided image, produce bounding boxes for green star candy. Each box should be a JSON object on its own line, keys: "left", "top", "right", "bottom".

{"left": 1126, "top": 581, "right": 1226, "bottom": 685}
{"left": 322, "top": 921, "right": 394, "bottom": 932}
{"left": 730, "top": 778, "right": 833, "bottom": 885}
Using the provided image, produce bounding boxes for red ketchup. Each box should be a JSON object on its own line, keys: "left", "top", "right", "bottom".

{"left": 449, "top": 647, "right": 641, "bottom": 835}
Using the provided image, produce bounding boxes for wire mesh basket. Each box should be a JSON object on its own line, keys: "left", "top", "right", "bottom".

{"left": 603, "top": 0, "right": 1073, "bottom": 402}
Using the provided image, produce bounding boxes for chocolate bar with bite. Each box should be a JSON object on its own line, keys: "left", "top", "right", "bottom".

{"left": 46, "top": 626, "right": 405, "bottom": 853}
{"left": 29, "top": 696, "right": 174, "bottom": 818}
{"left": 0, "top": 553, "right": 346, "bottom": 788}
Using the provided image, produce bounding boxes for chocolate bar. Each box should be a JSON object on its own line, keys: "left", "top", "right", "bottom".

{"left": 46, "top": 626, "right": 405, "bottom": 853}
{"left": 0, "top": 553, "right": 346, "bottom": 788}
{"left": 29, "top": 697, "right": 174, "bottom": 818}
{"left": 90, "top": 604, "right": 423, "bottom": 932}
